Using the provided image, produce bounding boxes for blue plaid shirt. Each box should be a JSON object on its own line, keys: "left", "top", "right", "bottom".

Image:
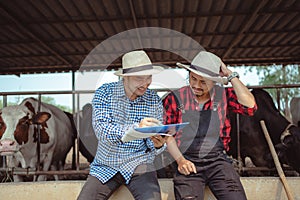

{"left": 90, "top": 80, "right": 165, "bottom": 184}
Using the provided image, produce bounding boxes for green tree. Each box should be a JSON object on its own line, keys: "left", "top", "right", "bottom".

{"left": 246, "top": 64, "right": 300, "bottom": 116}
{"left": 0, "top": 98, "right": 18, "bottom": 107}
{"left": 1, "top": 96, "right": 71, "bottom": 113}
{"left": 41, "top": 96, "right": 72, "bottom": 113}
{"left": 41, "top": 96, "right": 56, "bottom": 105}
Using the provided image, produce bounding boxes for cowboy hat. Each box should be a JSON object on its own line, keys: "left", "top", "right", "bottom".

{"left": 114, "top": 50, "right": 164, "bottom": 76}
{"left": 176, "top": 51, "right": 228, "bottom": 84}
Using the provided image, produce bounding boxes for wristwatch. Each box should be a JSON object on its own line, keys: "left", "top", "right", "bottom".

{"left": 227, "top": 72, "right": 240, "bottom": 82}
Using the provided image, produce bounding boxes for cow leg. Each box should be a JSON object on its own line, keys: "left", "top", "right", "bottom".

{"left": 6, "top": 155, "right": 25, "bottom": 182}
{"left": 245, "top": 156, "right": 255, "bottom": 168}
{"left": 13, "top": 175, "right": 24, "bottom": 182}
{"left": 50, "top": 162, "right": 63, "bottom": 181}
{"left": 36, "top": 153, "right": 53, "bottom": 181}
{"left": 244, "top": 157, "right": 264, "bottom": 176}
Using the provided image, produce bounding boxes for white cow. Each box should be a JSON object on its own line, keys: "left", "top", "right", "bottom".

{"left": 0, "top": 97, "right": 76, "bottom": 181}
{"left": 290, "top": 97, "right": 300, "bottom": 127}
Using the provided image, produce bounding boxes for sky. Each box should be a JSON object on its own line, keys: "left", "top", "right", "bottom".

{"left": 0, "top": 67, "right": 260, "bottom": 108}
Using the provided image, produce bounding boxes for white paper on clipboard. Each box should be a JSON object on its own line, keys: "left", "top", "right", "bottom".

{"left": 121, "top": 122, "right": 189, "bottom": 142}
{"left": 134, "top": 122, "right": 189, "bottom": 133}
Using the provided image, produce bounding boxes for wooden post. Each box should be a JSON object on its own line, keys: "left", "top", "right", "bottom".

{"left": 260, "top": 120, "right": 294, "bottom": 200}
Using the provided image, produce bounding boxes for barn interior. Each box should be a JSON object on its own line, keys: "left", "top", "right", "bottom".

{"left": 1, "top": 0, "right": 300, "bottom": 171}
{"left": 0, "top": 1, "right": 300, "bottom": 199}
{"left": 0, "top": 0, "right": 299, "bottom": 75}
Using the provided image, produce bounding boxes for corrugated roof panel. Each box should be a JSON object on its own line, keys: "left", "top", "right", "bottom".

{"left": 0, "top": 0, "right": 299, "bottom": 74}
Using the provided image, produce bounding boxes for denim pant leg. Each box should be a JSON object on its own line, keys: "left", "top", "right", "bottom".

{"left": 77, "top": 174, "right": 125, "bottom": 200}
{"left": 127, "top": 164, "right": 162, "bottom": 200}
{"left": 173, "top": 157, "right": 247, "bottom": 200}
{"left": 173, "top": 172, "right": 206, "bottom": 200}
{"left": 207, "top": 160, "right": 247, "bottom": 200}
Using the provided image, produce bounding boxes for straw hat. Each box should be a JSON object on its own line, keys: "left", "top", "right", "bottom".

{"left": 176, "top": 51, "right": 228, "bottom": 84}
{"left": 114, "top": 50, "right": 164, "bottom": 76}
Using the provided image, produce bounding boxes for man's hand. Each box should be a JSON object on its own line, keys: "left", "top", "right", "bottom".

{"left": 139, "top": 118, "right": 160, "bottom": 127}
{"left": 150, "top": 135, "right": 166, "bottom": 149}
{"left": 219, "top": 61, "right": 232, "bottom": 77}
{"left": 177, "top": 157, "right": 196, "bottom": 175}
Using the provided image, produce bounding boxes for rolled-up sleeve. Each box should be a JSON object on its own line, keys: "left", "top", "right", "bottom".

{"left": 227, "top": 88, "right": 257, "bottom": 116}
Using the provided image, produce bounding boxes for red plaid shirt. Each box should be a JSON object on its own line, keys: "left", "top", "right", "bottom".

{"left": 163, "top": 86, "right": 257, "bottom": 151}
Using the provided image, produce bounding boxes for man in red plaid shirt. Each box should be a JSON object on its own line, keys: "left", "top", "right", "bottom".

{"left": 163, "top": 51, "right": 257, "bottom": 200}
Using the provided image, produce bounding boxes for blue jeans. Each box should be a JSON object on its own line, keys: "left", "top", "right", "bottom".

{"left": 77, "top": 164, "right": 161, "bottom": 200}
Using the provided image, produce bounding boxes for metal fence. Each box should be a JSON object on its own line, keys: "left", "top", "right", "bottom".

{"left": 0, "top": 84, "right": 299, "bottom": 181}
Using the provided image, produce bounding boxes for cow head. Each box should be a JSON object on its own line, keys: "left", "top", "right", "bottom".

{"left": 280, "top": 126, "right": 300, "bottom": 173}
{"left": 0, "top": 101, "right": 51, "bottom": 156}
{"left": 266, "top": 125, "right": 300, "bottom": 173}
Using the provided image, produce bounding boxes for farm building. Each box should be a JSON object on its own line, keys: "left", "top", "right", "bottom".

{"left": 0, "top": 0, "right": 299, "bottom": 199}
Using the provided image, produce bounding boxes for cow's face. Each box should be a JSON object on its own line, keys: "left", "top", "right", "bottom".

{"left": 0, "top": 102, "right": 51, "bottom": 156}
{"left": 272, "top": 126, "right": 300, "bottom": 173}
{"left": 285, "top": 126, "right": 300, "bottom": 173}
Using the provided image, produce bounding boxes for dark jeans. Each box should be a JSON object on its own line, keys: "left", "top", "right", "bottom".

{"left": 173, "top": 159, "right": 247, "bottom": 200}
{"left": 77, "top": 164, "right": 161, "bottom": 200}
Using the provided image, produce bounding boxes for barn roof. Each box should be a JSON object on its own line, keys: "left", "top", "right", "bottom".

{"left": 0, "top": 0, "right": 299, "bottom": 75}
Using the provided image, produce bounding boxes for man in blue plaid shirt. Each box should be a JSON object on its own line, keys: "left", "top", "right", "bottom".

{"left": 77, "top": 50, "right": 166, "bottom": 200}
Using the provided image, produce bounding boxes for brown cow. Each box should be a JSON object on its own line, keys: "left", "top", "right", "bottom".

{"left": 0, "top": 98, "right": 76, "bottom": 181}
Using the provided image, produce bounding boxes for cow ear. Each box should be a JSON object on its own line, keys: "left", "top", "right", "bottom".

{"left": 32, "top": 112, "right": 51, "bottom": 124}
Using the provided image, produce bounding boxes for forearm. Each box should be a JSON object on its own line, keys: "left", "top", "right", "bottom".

{"left": 93, "top": 118, "right": 125, "bottom": 144}
{"left": 166, "top": 136, "right": 185, "bottom": 164}
{"left": 220, "top": 61, "right": 256, "bottom": 108}
{"left": 166, "top": 136, "right": 197, "bottom": 174}
{"left": 230, "top": 77, "right": 256, "bottom": 108}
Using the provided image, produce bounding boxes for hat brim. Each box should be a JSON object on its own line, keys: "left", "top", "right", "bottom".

{"left": 114, "top": 65, "right": 164, "bottom": 76}
{"left": 176, "top": 62, "right": 228, "bottom": 84}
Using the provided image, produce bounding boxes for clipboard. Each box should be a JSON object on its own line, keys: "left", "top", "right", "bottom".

{"left": 134, "top": 122, "right": 189, "bottom": 134}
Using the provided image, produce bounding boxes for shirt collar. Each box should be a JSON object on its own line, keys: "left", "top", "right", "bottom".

{"left": 116, "top": 80, "right": 147, "bottom": 103}
{"left": 116, "top": 80, "right": 126, "bottom": 98}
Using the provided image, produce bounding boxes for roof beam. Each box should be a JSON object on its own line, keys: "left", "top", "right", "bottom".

{"left": 0, "top": 42, "right": 299, "bottom": 59}
{"left": 0, "top": 29, "right": 298, "bottom": 45}
{"left": 1, "top": 58, "right": 299, "bottom": 75}
{"left": 222, "top": 0, "right": 269, "bottom": 58}
{"left": 129, "top": 0, "right": 142, "bottom": 48}
{"left": 0, "top": 3, "right": 72, "bottom": 67}
{"left": 1, "top": 7, "right": 297, "bottom": 26}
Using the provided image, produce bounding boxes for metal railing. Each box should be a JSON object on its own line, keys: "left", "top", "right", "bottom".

{"left": 0, "top": 84, "right": 299, "bottom": 180}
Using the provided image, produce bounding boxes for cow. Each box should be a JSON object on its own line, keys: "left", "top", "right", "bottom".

{"left": 77, "top": 103, "right": 97, "bottom": 163}
{"left": 228, "top": 89, "right": 300, "bottom": 174}
{"left": 290, "top": 97, "right": 300, "bottom": 127}
{"left": 0, "top": 97, "right": 76, "bottom": 181}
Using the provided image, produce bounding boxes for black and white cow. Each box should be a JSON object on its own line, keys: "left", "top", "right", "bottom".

{"left": 0, "top": 97, "right": 76, "bottom": 181}
{"left": 228, "top": 89, "right": 300, "bottom": 174}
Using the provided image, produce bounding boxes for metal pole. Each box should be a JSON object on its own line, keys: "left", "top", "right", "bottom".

{"left": 36, "top": 94, "right": 42, "bottom": 180}
{"left": 1, "top": 96, "right": 7, "bottom": 168}
{"left": 76, "top": 93, "right": 80, "bottom": 170}
{"left": 276, "top": 88, "right": 281, "bottom": 112}
{"left": 72, "top": 71, "right": 79, "bottom": 170}
{"left": 236, "top": 114, "right": 243, "bottom": 174}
